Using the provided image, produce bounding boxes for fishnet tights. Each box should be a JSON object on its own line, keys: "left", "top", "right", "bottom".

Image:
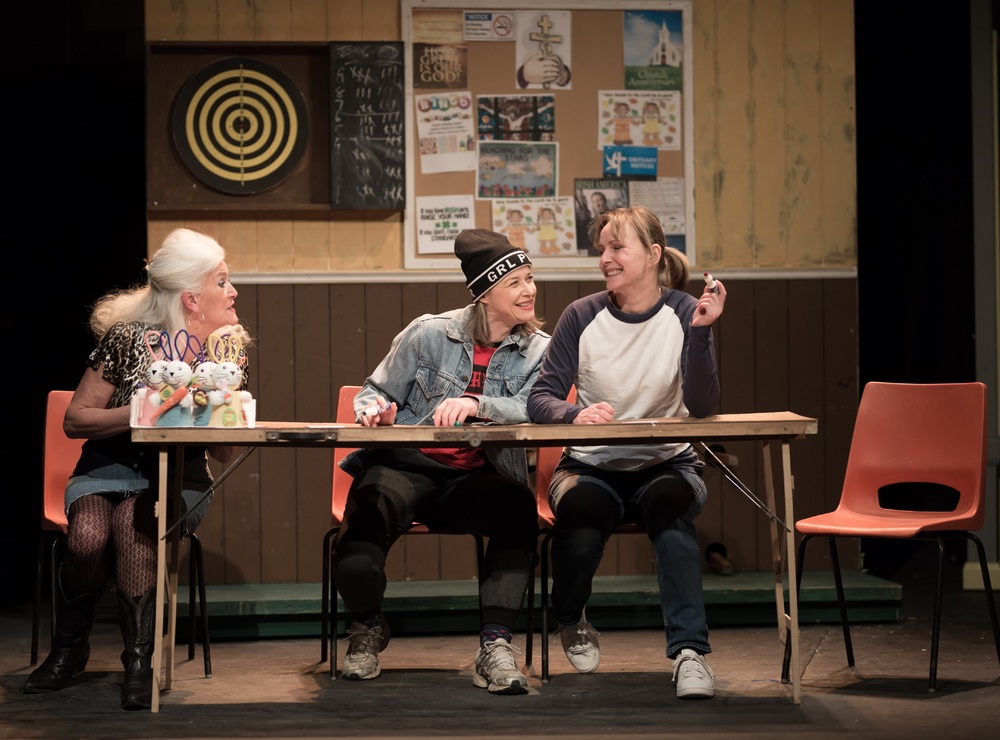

{"left": 62, "top": 492, "right": 158, "bottom": 599}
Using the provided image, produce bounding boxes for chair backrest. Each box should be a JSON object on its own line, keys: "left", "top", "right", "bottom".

{"left": 331, "top": 385, "right": 363, "bottom": 523}
{"left": 839, "top": 381, "right": 988, "bottom": 529}
{"left": 44, "top": 391, "right": 85, "bottom": 532}
{"left": 534, "top": 385, "right": 577, "bottom": 526}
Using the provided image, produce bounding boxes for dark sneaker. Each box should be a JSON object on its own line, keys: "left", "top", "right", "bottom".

{"left": 340, "top": 616, "right": 390, "bottom": 681}
{"left": 473, "top": 638, "right": 529, "bottom": 695}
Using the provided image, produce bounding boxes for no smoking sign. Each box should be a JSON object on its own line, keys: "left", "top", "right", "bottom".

{"left": 464, "top": 11, "right": 515, "bottom": 41}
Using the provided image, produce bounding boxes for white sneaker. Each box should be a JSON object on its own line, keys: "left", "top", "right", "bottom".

{"left": 558, "top": 617, "right": 601, "bottom": 673}
{"left": 473, "top": 638, "right": 529, "bottom": 694}
{"left": 672, "top": 648, "right": 716, "bottom": 699}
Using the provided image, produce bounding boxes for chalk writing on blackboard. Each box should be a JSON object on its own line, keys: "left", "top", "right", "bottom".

{"left": 330, "top": 42, "right": 405, "bottom": 210}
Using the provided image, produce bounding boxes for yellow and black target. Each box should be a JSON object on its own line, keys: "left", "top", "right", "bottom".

{"left": 171, "top": 58, "right": 309, "bottom": 195}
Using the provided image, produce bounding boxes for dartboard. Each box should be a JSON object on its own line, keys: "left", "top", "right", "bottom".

{"left": 171, "top": 58, "right": 309, "bottom": 195}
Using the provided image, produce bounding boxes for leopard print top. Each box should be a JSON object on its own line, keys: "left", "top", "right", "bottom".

{"left": 87, "top": 321, "right": 250, "bottom": 409}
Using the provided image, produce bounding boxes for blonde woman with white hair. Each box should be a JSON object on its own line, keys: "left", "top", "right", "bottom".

{"left": 24, "top": 228, "right": 250, "bottom": 710}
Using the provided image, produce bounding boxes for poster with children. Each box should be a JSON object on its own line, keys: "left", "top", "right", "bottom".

{"left": 491, "top": 197, "right": 578, "bottom": 258}
{"left": 476, "top": 141, "right": 557, "bottom": 199}
{"left": 597, "top": 90, "right": 681, "bottom": 151}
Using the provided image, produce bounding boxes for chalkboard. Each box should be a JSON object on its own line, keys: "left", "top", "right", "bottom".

{"left": 330, "top": 42, "right": 405, "bottom": 210}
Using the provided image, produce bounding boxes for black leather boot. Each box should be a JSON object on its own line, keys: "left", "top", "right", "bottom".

{"left": 115, "top": 586, "right": 156, "bottom": 710}
{"left": 23, "top": 580, "right": 103, "bottom": 693}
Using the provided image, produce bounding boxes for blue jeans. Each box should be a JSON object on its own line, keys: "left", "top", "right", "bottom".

{"left": 548, "top": 450, "right": 711, "bottom": 658}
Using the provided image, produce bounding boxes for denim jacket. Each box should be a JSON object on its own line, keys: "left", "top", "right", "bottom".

{"left": 340, "top": 305, "right": 550, "bottom": 485}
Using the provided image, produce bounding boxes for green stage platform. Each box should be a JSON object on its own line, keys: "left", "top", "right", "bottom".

{"left": 172, "top": 571, "right": 902, "bottom": 641}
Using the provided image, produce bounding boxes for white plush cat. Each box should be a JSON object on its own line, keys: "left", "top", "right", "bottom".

{"left": 191, "top": 360, "right": 217, "bottom": 427}
{"left": 151, "top": 359, "right": 194, "bottom": 427}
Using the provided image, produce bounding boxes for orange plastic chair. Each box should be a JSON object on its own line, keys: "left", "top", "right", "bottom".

{"left": 31, "top": 390, "right": 213, "bottom": 677}
{"left": 320, "top": 386, "right": 538, "bottom": 677}
{"left": 31, "top": 391, "right": 83, "bottom": 665}
{"left": 780, "top": 381, "right": 1000, "bottom": 691}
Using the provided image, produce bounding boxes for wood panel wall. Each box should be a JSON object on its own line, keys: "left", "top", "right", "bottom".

{"left": 189, "top": 277, "right": 858, "bottom": 584}
{"left": 144, "top": 0, "right": 856, "bottom": 272}
{"left": 143, "top": 1, "right": 860, "bottom": 584}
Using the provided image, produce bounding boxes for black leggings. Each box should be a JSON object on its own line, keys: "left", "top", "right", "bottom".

{"left": 333, "top": 450, "right": 538, "bottom": 629}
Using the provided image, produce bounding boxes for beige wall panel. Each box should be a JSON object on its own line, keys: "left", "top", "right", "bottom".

{"left": 257, "top": 219, "right": 296, "bottom": 271}
{"left": 145, "top": 0, "right": 184, "bottom": 41}
{"left": 218, "top": 0, "right": 256, "bottom": 40}
{"left": 181, "top": 0, "right": 219, "bottom": 40}
{"left": 713, "top": 0, "right": 753, "bottom": 268}
{"left": 253, "top": 0, "right": 292, "bottom": 41}
{"left": 329, "top": 216, "right": 368, "bottom": 271}
{"left": 819, "top": 0, "right": 857, "bottom": 265}
{"left": 365, "top": 214, "right": 404, "bottom": 270}
{"left": 293, "top": 218, "right": 332, "bottom": 271}
{"left": 748, "top": 0, "right": 786, "bottom": 269}
{"left": 691, "top": 0, "right": 721, "bottom": 266}
{"left": 290, "top": 0, "right": 329, "bottom": 40}
{"left": 219, "top": 220, "right": 261, "bottom": 272}
{"left": 363, "top": 0, "right": 401, "bottom": 40}
{"left": 777, "top": 0, "right": 823, "bottom": 268}
{"left": 439, "top": 537, "right": 477, "bottom": 580}
{"left": 329, "top": 0, "right": 366, "bottom": 40}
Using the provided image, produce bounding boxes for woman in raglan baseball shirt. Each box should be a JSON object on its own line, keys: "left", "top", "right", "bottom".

{"left": 527, "top": 206, "right": 726, "bottom": 699}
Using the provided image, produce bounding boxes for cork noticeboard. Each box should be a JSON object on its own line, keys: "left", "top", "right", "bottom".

{"left": 401, "top": 0, "right": 694, "bottom": 271}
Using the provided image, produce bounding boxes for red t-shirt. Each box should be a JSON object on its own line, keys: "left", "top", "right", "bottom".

{"left": 421, "top": 344, "right": 498, "bottom": 469}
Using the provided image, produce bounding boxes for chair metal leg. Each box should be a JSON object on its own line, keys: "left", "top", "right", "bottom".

{"left": 827, "top": 536, "right": 855, "bottom": 667}
{"left": 31, "top": 534, "right": 47, "bottom": 665}
{"left": 540, "top": 531, "right": 553, "bottom": 682}
{"left": 189, "top": 533, "right": 212, "bottom": 678}
{"left": 320, "top": 526, "right": 338, "bottom": 664}
{"left": 965, "top": 532, "right": 1000, "bottom": 664}
{"left": 48, "top": 537, "right": 64, "bottom": 648}
{"left": 188, "top": 539, "right": 197, "bottom": 662}
{"left": 925, "top": 537, "right": 948, "bottom": 691}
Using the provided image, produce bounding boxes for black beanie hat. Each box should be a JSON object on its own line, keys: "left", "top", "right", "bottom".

{"left": 454, "top": 229, "right": 532, "bottom": 301}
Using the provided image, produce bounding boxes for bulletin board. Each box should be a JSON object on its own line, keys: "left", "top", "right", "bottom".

{"left": 402, "top": 0, "right": 694, "bottom": 271}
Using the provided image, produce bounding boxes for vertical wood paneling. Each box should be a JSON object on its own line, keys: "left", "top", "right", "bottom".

{"left": 752, "top": 281, "right": 790, "bottom": 567}
{"left": 145, "top": 0, "right": 856, "bottom": 274}
{"left": 257, "top": 219, "right": 296, "bottom": 271}
{"left": 329, "top": 215, "right": 367, "bottom": 271}
{"left": 196, "top": 277, "right": 857, "bottom": 584}
{"left": 819, "top": 1, "right": 857, "bottom": 265}
{"left": 748, "top": 0, "right": 786, "bottom": 266}
{"left": 256, "top": 284, "right": 297, "bottom": 581}
{"left": 181, "top": 0, "right": 218, "bottom": 39}
{"left": 780, "top": 0, "right": 824, "bottom": 268}
{"left": 218, "top": 0, "right": 256, "bottom": 40}
{"left": 329, "top": 0, "right": 365, "bottom": 39}
{"left": 142, "top": 0, "right": 862, "bottom": 585}
{"left": 290, "top": 0, "right": 328, "bottom": 40}
{"left": 293, "top": 218, "right": 331, "bottom": 271}
{"left": 363, "top": 0, "right": 401, "bottom": 39}
{"left": 145, "top": 0, "right": 183, "bottom": 40}
{"left": 253, "top": 0, "right": 292, "bottom": 41}
{"left": 712, "top": 0, "right": 753, "bottom": 267}
{"left": 293, "top": 285, "right": 334, "bottom": 580}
